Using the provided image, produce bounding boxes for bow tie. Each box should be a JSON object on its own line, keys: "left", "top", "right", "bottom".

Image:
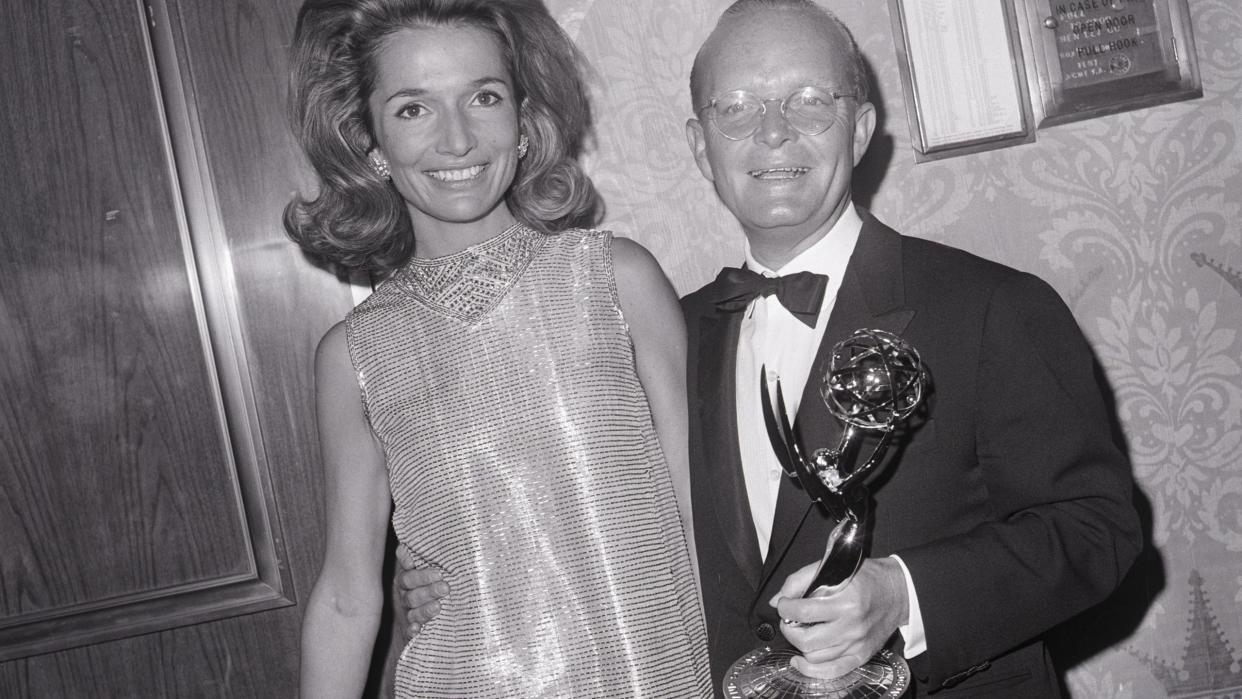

{"left": 711, "top": 267, "right": 828, "bottom": 327}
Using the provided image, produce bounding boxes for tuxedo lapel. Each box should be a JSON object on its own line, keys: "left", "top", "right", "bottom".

{"left": 695, "top": 301, "right": 765, "bottom": 591}
{"left": 759, "top": 214, "right": 916, "bottom": 588}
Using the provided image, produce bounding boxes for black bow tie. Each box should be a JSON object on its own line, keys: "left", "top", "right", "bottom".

{"left": 711, "top": 267, "right": 828, "bottom": 327}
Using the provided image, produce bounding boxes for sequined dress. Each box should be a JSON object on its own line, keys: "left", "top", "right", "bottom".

{"left": 346, "top": 224, "right": 712, "bottom": 698}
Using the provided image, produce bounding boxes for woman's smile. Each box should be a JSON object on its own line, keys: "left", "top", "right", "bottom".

{"left": 425, "top": 164, "right": 488, "bottom": 182}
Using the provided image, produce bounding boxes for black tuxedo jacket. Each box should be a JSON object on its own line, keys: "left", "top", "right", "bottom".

{"left": 682, "top": 213, "right": 1141, "bottom": 697}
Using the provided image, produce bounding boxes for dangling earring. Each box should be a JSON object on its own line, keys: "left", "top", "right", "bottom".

{"left": 517, "top": 134, "right": 529, "bottom": 160}
{"left": 369, "top": 152, "right": 391, "bottom": 180}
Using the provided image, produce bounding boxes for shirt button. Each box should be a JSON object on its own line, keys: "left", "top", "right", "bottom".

{"left": 754, "top": 622, "right": 776, "bottom": 641}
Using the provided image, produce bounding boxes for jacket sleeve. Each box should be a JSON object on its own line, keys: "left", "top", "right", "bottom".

{"left": 897, "top": 272, "right": 1143, "bottom": 689}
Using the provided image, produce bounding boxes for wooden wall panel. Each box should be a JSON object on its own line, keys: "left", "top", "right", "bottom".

{"left": 0, "top": 0, "right": 260, "bottom": 637}
{"left": 0, "top": 0, "right": 357, "bottom": 694}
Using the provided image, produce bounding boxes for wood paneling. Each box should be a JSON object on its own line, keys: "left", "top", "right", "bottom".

{"left": 0, "top": 0, "right": 265, "bottom": 647}
{"left": 0, "top": 0, "right": 355, "bottom": 694}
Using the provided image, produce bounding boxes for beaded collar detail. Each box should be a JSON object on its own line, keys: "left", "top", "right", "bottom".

{"left": 389, "top": 223, "right": 546, "bottom": 323}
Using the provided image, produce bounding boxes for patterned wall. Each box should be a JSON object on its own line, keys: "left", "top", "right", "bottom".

{"left": 548, "top": 0, "right": 1242, "bottom": 696}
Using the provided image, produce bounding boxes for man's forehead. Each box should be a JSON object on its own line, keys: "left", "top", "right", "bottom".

{"left": 699, "top": 13, "right": 848, "bottom": 93}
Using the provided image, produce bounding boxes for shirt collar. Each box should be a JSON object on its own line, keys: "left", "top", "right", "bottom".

{"left": 743, "top": 202, "right": 862, "bottom": 282}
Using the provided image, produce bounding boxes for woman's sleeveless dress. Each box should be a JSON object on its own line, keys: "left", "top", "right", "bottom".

{"left": 346, "top": 224, "right": 712, "bottom": 698}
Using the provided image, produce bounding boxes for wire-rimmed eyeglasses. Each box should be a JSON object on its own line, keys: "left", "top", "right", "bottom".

{"left": 698, "top": 86, "right": 857, "bottom": 141}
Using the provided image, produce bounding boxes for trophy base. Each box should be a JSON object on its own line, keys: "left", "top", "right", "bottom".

{"left": 723, "top": 647, "right": 909, "bottom": 699}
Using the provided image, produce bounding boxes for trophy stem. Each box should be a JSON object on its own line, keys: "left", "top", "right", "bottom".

{"left": 802, "top": 507, "right": 864, "bottom": 596}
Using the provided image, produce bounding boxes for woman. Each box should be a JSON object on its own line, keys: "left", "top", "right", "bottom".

{"left": 284, "top": 0, "right": 711, "bottom": 696}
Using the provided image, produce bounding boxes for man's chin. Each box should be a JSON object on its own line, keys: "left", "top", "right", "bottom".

{"left": 738, "top": 211, "right": 816, "bottom": 234}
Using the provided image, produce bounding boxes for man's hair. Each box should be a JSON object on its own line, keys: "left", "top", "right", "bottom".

{"left": 689, "top": 0, "right": 870, "bottom": 109}
{"left": 284, "top": 0, "right": 601, "bottom": 274}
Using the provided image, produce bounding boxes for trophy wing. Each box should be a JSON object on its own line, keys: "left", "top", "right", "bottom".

{"left": 759, "top": 366, "right": 799, "bottom": 478}
{"left": 771, "top": 380, "right": 838, "bottom": 505}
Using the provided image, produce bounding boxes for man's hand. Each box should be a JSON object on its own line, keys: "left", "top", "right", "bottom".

{"left": 771, "top": 557, "right": 909, "bottom": 678}
{"left": 395, "top": 546, "right": 449, "bottom": 638}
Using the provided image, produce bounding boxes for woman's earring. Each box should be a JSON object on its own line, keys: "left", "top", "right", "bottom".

{"left": 369, "top": 152, "right": 391, "bottom": 180}
{"left": 517, "top": 134, "right": 529, "bottom": 160}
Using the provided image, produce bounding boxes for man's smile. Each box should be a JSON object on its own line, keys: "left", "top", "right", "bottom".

{"left": 748, "top": 166, "right": 810, "bottom": 180}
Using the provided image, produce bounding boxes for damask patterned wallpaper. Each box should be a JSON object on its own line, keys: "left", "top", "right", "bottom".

{"left": 548, "top": 0, "right": 1242, "bottom": 696}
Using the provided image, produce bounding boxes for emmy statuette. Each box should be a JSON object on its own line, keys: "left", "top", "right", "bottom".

{"left": 724, "top": 328, "right": 928, "bottom": 699}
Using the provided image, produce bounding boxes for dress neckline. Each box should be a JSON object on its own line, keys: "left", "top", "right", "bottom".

{"left": 389, "top": 223, "right": 547, "bottom": 323}
{"left": 409, "top": 222, "right": 526, "bottom": 265}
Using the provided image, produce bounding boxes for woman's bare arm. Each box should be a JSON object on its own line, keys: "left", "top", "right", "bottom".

{"left": 300, "top": 322, "right": 393, "bottom": 698}
{"left": 611, "top": 236, "right": 699, "bottom": 584}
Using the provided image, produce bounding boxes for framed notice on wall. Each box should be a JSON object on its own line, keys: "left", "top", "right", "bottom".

{"left": 889, "top": 0, "right": 1035, "bottom": 161}
{"left": 1018, "top": 0, "right": 1201, "bottom": 125}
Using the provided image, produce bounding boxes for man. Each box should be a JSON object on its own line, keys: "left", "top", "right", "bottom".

{"left": 399, "top": 1, "right": 1142, "bottom": 696}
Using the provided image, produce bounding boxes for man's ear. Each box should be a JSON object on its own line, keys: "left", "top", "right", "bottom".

{"left": 851, "top": 101, "right": 877, "bottom": 167}
{"left": 685, "top": 118, "right": 716, "bottom": 183}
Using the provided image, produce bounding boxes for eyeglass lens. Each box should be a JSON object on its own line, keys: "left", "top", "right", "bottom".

{"left": 708, "top": 87, "right": 841, "bottom": 140}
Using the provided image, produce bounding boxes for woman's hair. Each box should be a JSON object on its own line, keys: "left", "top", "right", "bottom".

{"left": 284, "top": 0, "right": 601, "bottom": 274}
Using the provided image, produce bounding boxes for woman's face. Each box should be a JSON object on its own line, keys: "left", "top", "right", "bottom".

{"left": 367, "top": 24, "right": 520, "bottom": 235}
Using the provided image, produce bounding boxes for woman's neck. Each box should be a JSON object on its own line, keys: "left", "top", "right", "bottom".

{"left": 409, "top": 206, "right": 521, "bottom": 259}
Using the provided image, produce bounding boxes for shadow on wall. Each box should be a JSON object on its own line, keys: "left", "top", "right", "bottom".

{"left": 854, "top": 53, "right": 892, "bottom": 211}
{"left": 1047, "top": 358, "right": 1165, "bottom": 693}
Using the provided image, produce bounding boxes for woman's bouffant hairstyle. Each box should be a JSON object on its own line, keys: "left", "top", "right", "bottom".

{"left": 284, "top": 0, "right": 601, "bottom": 274}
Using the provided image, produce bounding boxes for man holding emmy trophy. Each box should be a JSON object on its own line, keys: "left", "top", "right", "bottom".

{"left": 678, "top": 0, "right": 1142, "bottom": 696}
{"left": 397, "top": 0, "right": 1142, "bottom": 696}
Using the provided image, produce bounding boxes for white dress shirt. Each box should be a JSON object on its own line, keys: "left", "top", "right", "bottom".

{"left": 732, "top": 202, "right": 926, "bottom": 657}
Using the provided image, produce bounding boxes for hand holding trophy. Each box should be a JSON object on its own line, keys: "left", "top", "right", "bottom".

{"left": 724, "top": 328, "right": 928, "bottom": 699}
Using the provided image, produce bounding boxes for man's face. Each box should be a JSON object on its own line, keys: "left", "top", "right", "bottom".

{"left": 686, "top": 10, "right": 875, "bottom": 253}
